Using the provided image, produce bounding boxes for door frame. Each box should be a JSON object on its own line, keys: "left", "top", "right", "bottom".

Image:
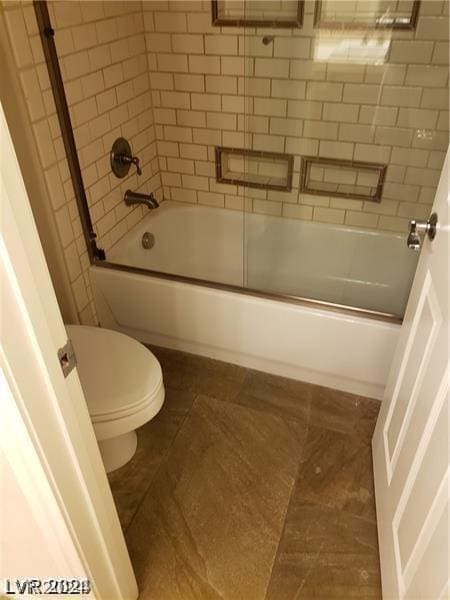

{"left": 0, "top": 101, "right": 138, "bottom": 599}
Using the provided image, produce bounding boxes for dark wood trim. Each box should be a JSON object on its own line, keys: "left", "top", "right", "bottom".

{"left": 215, "top": 146, "right": 294, "bottom": 192}
{"left": 33, "top": 1, "right": 105, "bottom": 262}
{"left": 211, "top": 0, "right": 304, "bottom": 28}
{"left": 300, "top": 156, "right": 387, "bottom": 202}
{"left": 410, "top": 0, "right": 422, "bottom": 29}
{"left": 314, "top": 0, "right": 421, "bottom": 30}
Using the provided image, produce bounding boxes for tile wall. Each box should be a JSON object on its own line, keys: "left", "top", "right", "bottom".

{"left": 2, "top": 0, "right": 449, "bottom": 327}
{"left": 48, "top": 0, "right": 162, "bottom": 250}
{"left": 146, "top": 0, "right": 449, "bottom": 232}
{"left": 2, "top": 0, "right": 97, "bottom": 323}
{"left": 2, "top": 0, "right": 162, "bottom": 323}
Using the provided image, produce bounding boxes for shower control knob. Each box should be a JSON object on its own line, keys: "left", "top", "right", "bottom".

{"left": 111, "top": 137, "right": 142, "bottom": 178}
{"left": 122, "top": 154, "right": 142, "bottom": 176}
{"left": 407, "top": 212, "right": 438, "bottom": 251}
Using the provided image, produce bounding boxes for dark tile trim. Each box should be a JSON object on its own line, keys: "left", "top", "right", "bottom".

{"left": 314, "top": 0, "right": 421, "bottom": 30}
{"left": 211, "top": 0, "right": 304, "bottom": 28}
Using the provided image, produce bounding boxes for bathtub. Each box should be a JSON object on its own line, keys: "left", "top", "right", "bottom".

{"left": 91, "top": 201, "right": 417, "bottom": 399}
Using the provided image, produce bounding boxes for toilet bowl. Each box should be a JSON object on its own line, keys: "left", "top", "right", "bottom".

{"left": 66, "top": 325, "right": 164, "bottom": 473}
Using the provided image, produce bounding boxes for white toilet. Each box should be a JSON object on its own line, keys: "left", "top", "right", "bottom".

{"left": 66, "top": 325, "right": 164, "bottom": 473}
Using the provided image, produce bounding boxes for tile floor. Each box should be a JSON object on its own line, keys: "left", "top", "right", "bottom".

{"left": 108, "top": 346, "right": 382, "bottom": 599}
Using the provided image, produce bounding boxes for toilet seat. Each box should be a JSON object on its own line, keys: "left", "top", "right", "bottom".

{"left": 66, "top": 325, "right": 164, "bottom": 441}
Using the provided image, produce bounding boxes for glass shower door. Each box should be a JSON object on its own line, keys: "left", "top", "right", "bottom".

{"left": 240, "top": 0, "right": 448, "bottom": 318}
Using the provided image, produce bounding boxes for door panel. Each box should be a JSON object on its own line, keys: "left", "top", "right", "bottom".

{"left": 386, "top": 276, "right": 442, "bottom": 475}
{"left": 0, "top": 101, "right": 138, "bottom": 600}
{"left": 372, "top": 149, "right": 449, "bottom": 599}
{"left": 406, "top": 501, "right": 448, "bottom": 599}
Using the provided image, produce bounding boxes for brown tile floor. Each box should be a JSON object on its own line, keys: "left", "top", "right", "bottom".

{"left": 108, "top": 346, "right": 382, "bottom": 600}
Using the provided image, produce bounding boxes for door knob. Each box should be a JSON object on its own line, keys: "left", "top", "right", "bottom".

{"left": 407, "top": 212, "right": 438, "bottom": 251}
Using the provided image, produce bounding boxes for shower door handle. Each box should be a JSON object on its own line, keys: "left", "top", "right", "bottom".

{"left": 407, "top": 212, "right": 438, "bottom": 251}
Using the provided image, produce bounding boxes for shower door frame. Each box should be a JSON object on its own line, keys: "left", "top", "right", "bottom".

{"left": 33, "top": 0, "right": 105, "bottom": 263}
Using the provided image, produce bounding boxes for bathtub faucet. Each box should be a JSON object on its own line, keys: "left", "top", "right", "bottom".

{"left": 124, "top": 190, "right": 159, "bottom": 210}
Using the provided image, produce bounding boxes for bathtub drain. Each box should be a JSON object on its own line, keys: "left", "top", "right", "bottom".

{"left": 142, "top": 232, "right": 155, "bottom": 249}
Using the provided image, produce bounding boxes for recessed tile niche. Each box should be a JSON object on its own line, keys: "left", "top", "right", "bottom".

{"left": 211, "top": 0, "right": 304, "bottom": 28}
{"left": 216, "top": 147, "right": 294, "bottom": 192}
{"left": 314, "top": 0, "right": 421, "bottom": 30}
{"left": 300, "top": 157, "right": 386, "bottom": 202}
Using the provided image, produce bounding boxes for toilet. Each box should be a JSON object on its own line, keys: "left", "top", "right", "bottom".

{"left": 66, "top": 325, "right": 164, "bottom": 473}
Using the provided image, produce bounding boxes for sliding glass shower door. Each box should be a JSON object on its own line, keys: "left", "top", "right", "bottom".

{"left": 239, "top": 0, "right": 448, "bottom": 317}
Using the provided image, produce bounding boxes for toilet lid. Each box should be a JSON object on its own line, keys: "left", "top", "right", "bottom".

{"left": 66, "top": 325, "right": 162, "bottom": 419}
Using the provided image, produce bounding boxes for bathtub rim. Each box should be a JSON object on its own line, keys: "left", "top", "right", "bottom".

{"left": 93, "top": 258, "right": 403, "bottom": 324}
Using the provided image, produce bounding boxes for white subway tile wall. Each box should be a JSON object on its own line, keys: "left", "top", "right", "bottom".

{"left": 3, "top": 0, "right": 93, "bottom": 323}
{"left": 2, "top": 0, "right": 162, "bottom": 324}
{"left": 50, "top": 0, "right": 162, "bottom": 252}
{"left": 3, "top": 0, "right": 449, "bottom": 331}
{"left": 145, "top": 0, "right": 448, "bottom": 230}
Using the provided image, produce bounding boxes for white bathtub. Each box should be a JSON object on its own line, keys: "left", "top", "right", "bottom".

{"left": 91, "top": 201, "right": 416, "bottom": 399}
{"left": 106, "top": 201, "right": 417, "bottom": 316}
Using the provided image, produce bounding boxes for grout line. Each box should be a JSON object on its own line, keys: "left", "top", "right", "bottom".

{"left": 123, "top": 388, "right": 200, "bottom": 536}
{"left": 262, "top": 432, "right": 309, "bottom": 600}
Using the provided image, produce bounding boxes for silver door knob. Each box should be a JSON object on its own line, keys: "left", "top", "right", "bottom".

{"left": 407, "top": 212, "right": 438, "bottom": 251}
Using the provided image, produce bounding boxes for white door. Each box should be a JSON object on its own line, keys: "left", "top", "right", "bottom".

{"left": 0, "top": 102, "right": 138, "bottom": 599}
{"left": 373, "top": 149, "right": 449, "bottom": 599}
